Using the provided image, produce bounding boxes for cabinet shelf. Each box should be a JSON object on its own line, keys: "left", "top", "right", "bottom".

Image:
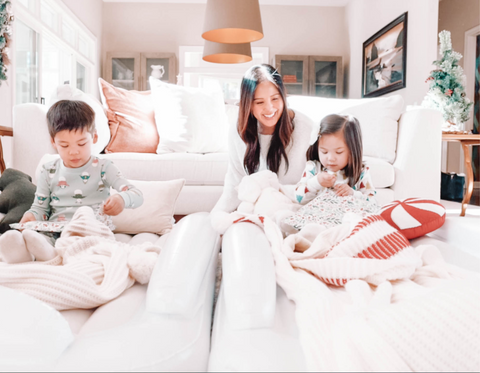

{"left": 275, "top": 55, "right": 343, "bottom": 98}
{"left": 105, "top": 52, "right": 176, "bottom": 90}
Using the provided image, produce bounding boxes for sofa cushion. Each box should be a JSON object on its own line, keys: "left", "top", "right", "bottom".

{"left": 111, "top": 179, "right": 185, "bottom": 235}
{"left": 363, "top": 156, "right": 395, "bottom": 188}
{"left": 100, "top": 152, "right": 229, "bottom": 186}
{"left": 98, "top": 78, "right": 159, "bottom": 154}
{"left": 50, "top": 84, "right": 111, "bottom": 154}
{"left": 150, "top": 77, "right": 229, "bottom": 154}
{"left": 287, "top": 95, "right": 404, "bottom": 164}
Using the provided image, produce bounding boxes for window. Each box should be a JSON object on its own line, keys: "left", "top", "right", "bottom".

{"left": 15, "top": 20, "right": 39, "bottom": 105}
{"left": 179, "top": 46, "right": 269, "bottom": 103}
{"left": 15, "top": 0, "right": 97, "bottom": 105}
{"left": 40, "top": 0, "right": 57, "bottom": 31}
{"left": 76, "top": 62, "right": 86, "bottom": 92}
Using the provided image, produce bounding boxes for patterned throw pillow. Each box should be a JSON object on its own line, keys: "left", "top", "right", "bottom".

{"left": 284, "top": 189, "right": 379, "bottom": 231}
{"left": 378, "top": 198, "right": 446, "bottom": 239}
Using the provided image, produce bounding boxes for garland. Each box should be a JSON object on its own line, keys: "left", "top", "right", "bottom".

{"left": 0, "top": 0, "right": 13, "bottom": 86}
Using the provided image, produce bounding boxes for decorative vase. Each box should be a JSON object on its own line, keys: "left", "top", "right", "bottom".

{"left": 150, "top": 65, "right": 165, "bottom": 79}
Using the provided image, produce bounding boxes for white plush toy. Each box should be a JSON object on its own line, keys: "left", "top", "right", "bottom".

{"left": 210, "top": 170, "right": 301, "bottom": 235}
{"left": 236, "top": 170, "right": 281, "bottom": 213}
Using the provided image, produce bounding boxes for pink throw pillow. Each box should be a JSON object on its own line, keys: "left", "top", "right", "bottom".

{"left": 98, "top": 78, "right": 159, "bottom": 153}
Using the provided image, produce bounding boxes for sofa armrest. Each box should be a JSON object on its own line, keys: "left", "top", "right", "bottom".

{"left": 146, "top": 212, "right": 221, "bottom": 317}
{"left": 221, "top": 222, "right": 276, "bottom": 330}
{"left": 0, "top": 125, "right": 13, "bottom": 173}
{"left": 392, "top": 107, "right": 443, "bottom": 201}
{"left": 13, "top": 104, "right": 56, "bottom": 183}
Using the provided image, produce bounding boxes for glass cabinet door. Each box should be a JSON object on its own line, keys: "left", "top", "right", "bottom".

{"left": 140, "top": 53, "right": 176, "bottom": 90}
{"left": 309, "top": 56, "right": 343, "bottom": 98}
{"left": 105, "top": 52, "right": 140, "bottom": 90}
{"left": 275, "top": 55, "right": 309, "bottom": 95}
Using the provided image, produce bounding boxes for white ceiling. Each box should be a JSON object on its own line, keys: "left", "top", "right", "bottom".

{"left": 102, "top": 0, "right": 350, "bottom": 6}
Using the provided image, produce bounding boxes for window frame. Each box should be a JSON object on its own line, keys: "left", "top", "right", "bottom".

{"left": 14, "top": 0, "right": 97, "bottom": 105}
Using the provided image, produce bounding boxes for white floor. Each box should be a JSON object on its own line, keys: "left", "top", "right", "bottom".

{"left": 429, "top": 200, "right": 480, "bottom": 258}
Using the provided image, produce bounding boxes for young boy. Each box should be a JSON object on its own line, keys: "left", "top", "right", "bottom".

{"left": 0, "top": 100, "right": 143, "bottom": 263}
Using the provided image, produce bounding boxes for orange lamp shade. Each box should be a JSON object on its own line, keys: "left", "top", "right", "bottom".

{"left": 202, "top": 0, "right": 263, "bottom": 44}
{"left": 202, "top": 40, "right": 252, "bottom": 64}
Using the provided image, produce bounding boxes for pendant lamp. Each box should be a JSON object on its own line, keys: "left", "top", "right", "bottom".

{"left": 202, "top": 40, "right": 252, "bottom": 64}
{"left": 202, "top": 0, "right": 263, "bottom": 44}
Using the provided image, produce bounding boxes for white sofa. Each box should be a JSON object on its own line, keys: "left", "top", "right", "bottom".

{"left": 1, "top": 91, "right": 445, "bottom": 371}
{"left": 10, "top": 94, "right": 442, "bottom": 215}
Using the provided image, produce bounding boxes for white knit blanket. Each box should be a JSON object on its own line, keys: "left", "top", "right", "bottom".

{"left": 0, "top": 208, "right": 161, "bottom": 310}
{"left": 213, "top": 171, "right": 480, "bottom": 371}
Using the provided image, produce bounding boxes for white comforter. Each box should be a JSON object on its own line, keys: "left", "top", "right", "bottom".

{"left": 213, "top": 170, "right": 480, "bottom": 371}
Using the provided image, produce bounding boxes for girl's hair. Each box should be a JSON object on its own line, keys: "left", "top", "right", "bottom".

{"left": 306, "top": 114, "right": 363, "bottom": 187}
{"left": 237, "top": 64, "right": 294, "bottom": 175}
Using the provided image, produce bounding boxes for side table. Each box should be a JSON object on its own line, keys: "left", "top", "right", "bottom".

{"left": 0, "top": 125, "right": 13, "bottom": 173}
{"left": 442, "top": 133, "right": 480, "bottom": 216}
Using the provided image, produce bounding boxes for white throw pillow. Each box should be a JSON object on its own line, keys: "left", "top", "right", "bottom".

{"left": 111, "top": 179, "right": 185, "bottom": 235}
{"left": 50, "top": 84, "right": 111, "bottom": 154}
{"left": 150, "top": 77, "right": 229, "bottom": 154}
{"left": 287, "top": 95, "right": 404, "bottom": 164}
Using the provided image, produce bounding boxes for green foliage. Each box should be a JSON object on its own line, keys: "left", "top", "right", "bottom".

{"left": 422, "top": 30, "right": 473, "bottom": 124}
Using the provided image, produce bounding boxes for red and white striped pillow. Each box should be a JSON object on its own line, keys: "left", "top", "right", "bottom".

{"left": 378, "top": 198, "right": 446, "bottom": 239}
{"left": 320, "top": 214, "right": 412, "bottom": 286}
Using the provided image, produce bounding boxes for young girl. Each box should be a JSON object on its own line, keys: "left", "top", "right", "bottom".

{"left": 294, "top": 114, "right": 376, "bottom": 205}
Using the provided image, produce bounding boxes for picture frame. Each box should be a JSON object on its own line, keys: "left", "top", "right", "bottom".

{"left": 362, "top": 12, "right": 408, "bottom": 98}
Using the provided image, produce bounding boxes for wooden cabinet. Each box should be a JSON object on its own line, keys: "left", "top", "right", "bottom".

{"left": 105, "top": 52, "right": 176, "bottom": 90}
{"left": 275, "top": 55, "right": 343, "bottom": 98}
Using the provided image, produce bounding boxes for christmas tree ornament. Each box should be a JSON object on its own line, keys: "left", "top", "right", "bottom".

{"left": 422, "top": 30, "right": 473, "bottom": 132}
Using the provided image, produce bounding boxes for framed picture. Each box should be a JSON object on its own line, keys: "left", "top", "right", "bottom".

{"left": 362, "top": 12, "right": 408, "bottom": 98}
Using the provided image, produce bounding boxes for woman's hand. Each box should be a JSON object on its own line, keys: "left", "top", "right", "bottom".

{"left": 317, "top": 172, "right": 336, "bottom": 188}
{"left": 20, "top": 212, "right": 36, "bottom": 224}
{"left": 103, "top": 194, "right": 125, "bottom": 216}
{"left": 334, "top": 183, "right": 354, "bottom": 197}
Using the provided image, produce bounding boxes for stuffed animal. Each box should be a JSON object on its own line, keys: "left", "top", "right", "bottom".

{"left": 0, "top": 168, "right": 37, "bottom": 233}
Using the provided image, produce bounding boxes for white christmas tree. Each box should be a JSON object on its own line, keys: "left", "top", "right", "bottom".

{"left": 422, "top": 30, "right": 473, "bottom": 127}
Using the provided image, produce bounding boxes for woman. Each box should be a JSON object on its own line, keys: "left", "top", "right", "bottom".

{"left": 212, "top": 64, "right": 314, "bottom": 213}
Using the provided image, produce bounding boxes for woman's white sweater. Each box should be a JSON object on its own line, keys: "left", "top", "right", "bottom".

{"left": 213, "top": 110, "right": 314, "bottom": 213}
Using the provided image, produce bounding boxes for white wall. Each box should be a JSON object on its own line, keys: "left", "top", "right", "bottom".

{"left": 61, "top": 0, "right": 103, "bottom": 98}
{"left": 345, "top": 0, "right": 439, "bottom": 106}
{"left": 102, "top": 3, "right": 349, "bottom": 92}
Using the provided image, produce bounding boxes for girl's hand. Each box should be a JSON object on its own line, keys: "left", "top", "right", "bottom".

{"left": 317, "top": 172, "right": 336, "bottom": 188}
{"left": 334, "top": 184, "right": 354, "bottom": 197}
{"left": 20, "top": 212, "right": 36, "bottom": 224}
{"left": 103, "top": 194, "right": 125, "bottom": 216}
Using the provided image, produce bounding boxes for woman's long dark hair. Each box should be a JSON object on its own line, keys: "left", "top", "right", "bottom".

{"left": 238, "top": 64, "right": 294, "bottom": 175}
{"left": 306, "top": 114, "right": 363, "bottom": 187}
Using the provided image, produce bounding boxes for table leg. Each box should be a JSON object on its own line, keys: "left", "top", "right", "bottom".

{"left": 0, "top": 138, "right": 5, "bottom": 174}
{"left": 460, "top": 143, "right": 473, "bottom": 216}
